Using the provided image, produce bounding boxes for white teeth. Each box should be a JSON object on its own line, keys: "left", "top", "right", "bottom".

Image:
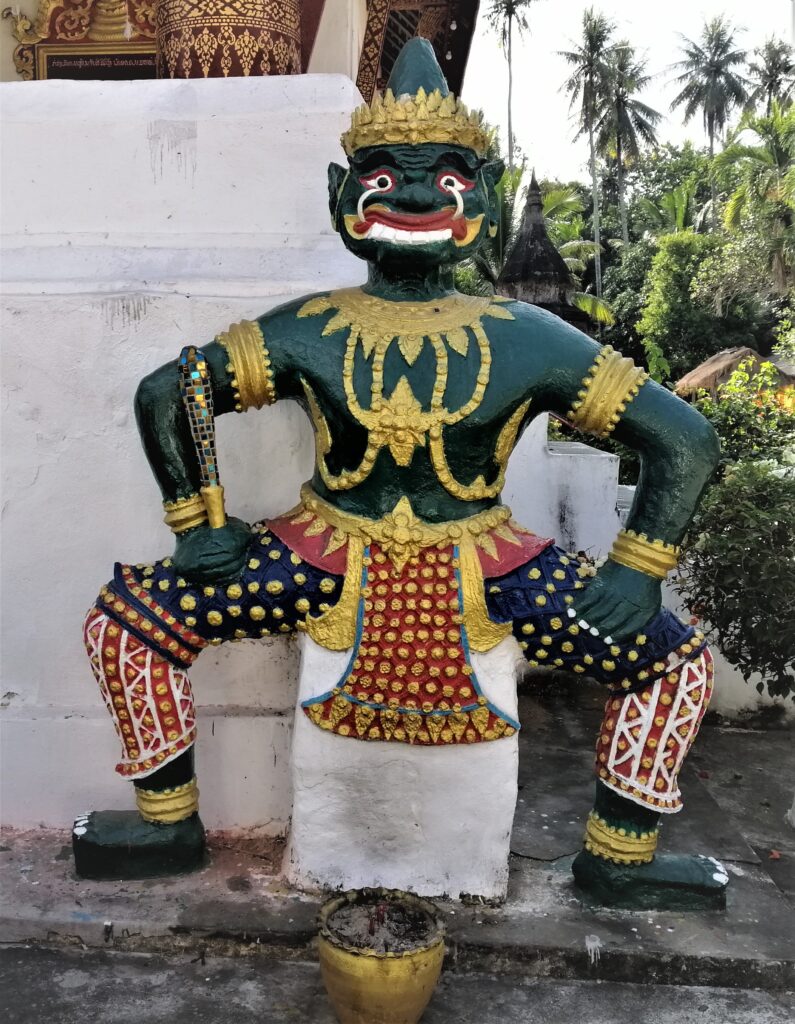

{"left": 366, "top": 225, "right": 452, "bottom": 244}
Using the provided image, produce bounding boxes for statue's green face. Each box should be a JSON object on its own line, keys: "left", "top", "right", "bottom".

{"left": 328, "top": 144, "right": 504, "bottom": 270}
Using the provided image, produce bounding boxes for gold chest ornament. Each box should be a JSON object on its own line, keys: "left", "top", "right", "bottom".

{"left": 297, "top": 288, "right": 530, "bottom": 501}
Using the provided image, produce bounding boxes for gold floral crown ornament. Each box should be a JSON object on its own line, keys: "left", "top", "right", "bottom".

{"left": 341, "top": 88, "right": 492, "bottom": 158}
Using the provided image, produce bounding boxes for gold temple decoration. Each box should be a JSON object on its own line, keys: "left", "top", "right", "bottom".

{"left": 298, "top": 289, "right": 517, "bottom": 500}
{"left": 163, "top": 492, "right": 208, "bottom": 534}
{"left": 155, "top": 0, "right": 300, "bottom": 79}
{"left": 87, "top": 0, "right": 128, "bottom": 41}
{"left": 217, "top": 319, "right": 276, "bottom": 412}
{"left": 610, "top": 529, "right": 680, "bottom": 580}
{"left": 136, "top": 777, "right": 199, "bottom": 823}
{"left": 342, "top": 87, "right": 491, "bottom": 157}
{"left": 3, "top": 0, "right": 156, "bottom": 80}
{"left": 584, "top": 812, "right": 658, "bottom": 865}
{"left": 567, "top": 345, "right": 649, "bottom": 438}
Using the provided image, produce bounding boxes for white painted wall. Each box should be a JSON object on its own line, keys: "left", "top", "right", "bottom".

{"left": 307, "top": 0, "right": 368, "bottom": 81}
{"left": 0, "top": 74, "right": 363, "bottom": 830}
{"left": 504, "top": 413, "right": 623, "bottom": 559}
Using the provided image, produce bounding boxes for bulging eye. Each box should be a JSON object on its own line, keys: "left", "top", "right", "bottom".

{"left": 360, "top": 170, "right": 395, "bottom": 192}
{"left": 437, "top": 171, "right": 475, "bottom": 194}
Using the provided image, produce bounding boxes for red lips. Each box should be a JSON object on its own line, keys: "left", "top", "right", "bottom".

{"left": 353, "top": 206, "right": 469, "bottom": 239}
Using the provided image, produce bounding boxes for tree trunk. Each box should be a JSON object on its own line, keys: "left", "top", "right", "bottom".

{"left": 507, "top": 17, "right": 514, "bottom": 172}
{"left": 588, "top": 123, "right": 603, "bottom": 297}
{"left": 708, "top": 119, "right": 717, "bottom": 230}
{"left": 617, "top": 134, "right": 629, "bottom": 245}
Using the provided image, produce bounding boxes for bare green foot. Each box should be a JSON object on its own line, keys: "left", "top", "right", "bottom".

{"left": 572, "top": 850, "right": 729, "bottom": 911}
{"left": 72, "top": 809, "right": 206, "bottom": 880}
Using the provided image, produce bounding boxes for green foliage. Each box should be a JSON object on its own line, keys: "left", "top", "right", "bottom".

{"left": 636, "top": 231, "right": 753, "bottom": 381}
{"left": 694, "top": 359, "right": 795, "bottom": 468}
{"left": 601, "top": 237, "right": 656, "bottom": 365}
{"left": 676, "top": 461, "right": 795, "bottom": 697}
{"left": 773, "top": 306, "right": 795, "bottom": 358}
{"left": 715, "top": 101, "right": 795, "bottom": 292}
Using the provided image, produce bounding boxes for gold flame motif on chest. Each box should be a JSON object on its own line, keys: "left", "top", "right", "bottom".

{"left": 297, "top": 288, "right": 529, "bottom": 500}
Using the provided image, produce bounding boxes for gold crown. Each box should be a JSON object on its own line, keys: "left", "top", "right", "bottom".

{"left": 342, "top": 87, "right": 491, "bottom": 157}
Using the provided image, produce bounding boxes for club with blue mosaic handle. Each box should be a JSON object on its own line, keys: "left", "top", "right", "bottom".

{"left": 178, "top": 346, "right": 226, "bottom": 528}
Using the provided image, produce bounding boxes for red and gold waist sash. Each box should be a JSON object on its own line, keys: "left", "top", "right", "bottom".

{"left": 268, "top": 487, "right": 553, "bottom": 745}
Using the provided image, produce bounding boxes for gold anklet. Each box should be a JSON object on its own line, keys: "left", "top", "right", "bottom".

{"left": 584, "top": 812, "right": 658, "bottom": 865}
{"left": 136, "top": 777, "right": 199, "bottom": 824}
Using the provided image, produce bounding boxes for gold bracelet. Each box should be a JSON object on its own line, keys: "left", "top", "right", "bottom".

{"left": 584, "top": 812, "right": 658, "bottom": 865}
{"left": 163, "top": 493, "right": 208, "bottom": 534}
{"left": 567, "top": 345, "right": 648, "bottom": 437}
{"left": 217, "top": 320, "right": 276, "bottom": 412}
{"left": 136, "top": 777, "right": 199, "bottom": 824}
{"left": 609, "top": 529, "right": 680, "bottom": 579}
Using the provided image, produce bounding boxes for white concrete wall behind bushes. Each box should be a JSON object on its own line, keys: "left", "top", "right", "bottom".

{"left": 0, "top": 74, "right": 364, "bottom": 829}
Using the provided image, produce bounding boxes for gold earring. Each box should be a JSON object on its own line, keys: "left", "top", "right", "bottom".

{"left": 488, "top": 223, "right": 498, "bottom": 238}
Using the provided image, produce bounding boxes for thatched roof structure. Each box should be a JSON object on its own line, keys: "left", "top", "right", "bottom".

{"left": 497, "top": 172, "right": 590, "bottom": 331}
{"left": 675, "top": 347, "right": 795, "bottom": 399}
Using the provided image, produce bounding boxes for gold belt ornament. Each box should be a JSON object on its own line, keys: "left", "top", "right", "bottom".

{"left": 297, "top": 288, "right": 522, "bottom": 499}
{"left": 295, "top": 487, "right": 516, "bottom": 653}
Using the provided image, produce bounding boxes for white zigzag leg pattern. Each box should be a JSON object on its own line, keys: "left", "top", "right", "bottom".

{"left": 83, "top": 606, "right": 197, "bottom": 780}
{"left": 595, "top": 649, "right": 714, "bottom": 813}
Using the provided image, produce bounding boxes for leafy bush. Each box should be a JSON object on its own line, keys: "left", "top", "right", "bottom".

{"left": 694, "top": 360, "right": 795, "bottom": 469}
{"left": 636, "top": 231, "right": 758, "bottom": 381}
{"left": 676, "top": 461, "right": 795, "bottom": 698}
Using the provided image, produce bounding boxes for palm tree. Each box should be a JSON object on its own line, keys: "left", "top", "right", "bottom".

{"left": 560, "top": 8, "right": 616, "bottom": 297}
{"left": 747, "top": 38, "right": 795, "bottom": 115}
{"left": 542, "top": 186, "right": 615, "bottom": 324}
{"left": 716, "top": 101, "right": 795, "bottom": 291}
{"left": 596, "top": 43, "right": 662, "bottom": 245}
{"left": 669, "top": 17, "right": 748, "bottom": 220}
{"left": 487, "top": 0, "right": 538, "bottom": 171}
{"left": 635, "top": 180, "right": 705, "bottom": 235}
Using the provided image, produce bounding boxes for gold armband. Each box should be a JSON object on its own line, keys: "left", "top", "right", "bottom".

{"left": 217, "top": 320, "right": 276, "bottom": 412}
{"left": 136, "top": 777, "right": 199, "bottom": 824}
{"left": 163, "top": 493, "right": 207, "bottom": 534}
{"left": 584, "top": 812, "right": 658, "bottom": 865}
{"left": 610, "top": 529, "right": 680, "bottom": 579}
{"left": 567, "top": 345, "right": 648, "bottom": 438}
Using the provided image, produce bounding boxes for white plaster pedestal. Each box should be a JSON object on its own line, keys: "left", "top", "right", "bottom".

{"left": 285, "top": 635, "right": 522, "bottom": 899}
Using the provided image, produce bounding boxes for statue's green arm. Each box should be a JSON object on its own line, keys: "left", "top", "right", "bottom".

{"left": 524, "top": 308, "right": 720, "bottom": 639}
{"left": 134, "top": 342, "right": 235, "bottom": 504}
{"left": 133, "top": 310, "right": 300, "bottom": 582}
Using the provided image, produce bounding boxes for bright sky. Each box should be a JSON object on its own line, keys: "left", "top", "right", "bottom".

{"left": 462, "top": 0, "right": 793, "bottom": 181}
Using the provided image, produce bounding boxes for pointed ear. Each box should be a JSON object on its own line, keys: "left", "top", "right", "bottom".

{"left": 328, "top": 162, "right": 349, "bottom": 229}
{"left": 481, "top": 159, "right": 505, "bottom": 192}
{"left": 481, "top": 159, "right": 505, "bottom": 233}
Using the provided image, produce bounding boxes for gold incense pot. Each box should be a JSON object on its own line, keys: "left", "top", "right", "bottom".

{"left": 318, "top": 890, "right": 445, "bottom": 1024}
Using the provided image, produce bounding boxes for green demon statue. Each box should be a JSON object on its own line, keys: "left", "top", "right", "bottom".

{"left": 77, "top": 40, "right": 728, "bottom": 909}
